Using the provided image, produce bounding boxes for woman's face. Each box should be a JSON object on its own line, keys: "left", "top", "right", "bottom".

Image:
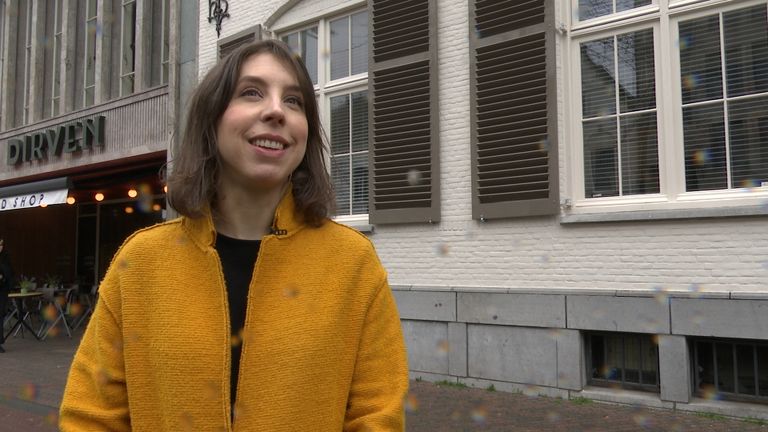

{"left": 215, "top": 53, "right": 308, "bottom": 195}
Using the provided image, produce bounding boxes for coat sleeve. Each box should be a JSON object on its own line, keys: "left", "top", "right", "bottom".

{"left": 59, "top": 269, "right": 130, "bottom": 431}
{"left": 344, "top": 278, "right": 409, "bottom": 431}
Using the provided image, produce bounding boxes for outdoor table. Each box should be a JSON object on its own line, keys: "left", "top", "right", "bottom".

{"left": 4, "top": 291, "right": 43, "bottom": 341}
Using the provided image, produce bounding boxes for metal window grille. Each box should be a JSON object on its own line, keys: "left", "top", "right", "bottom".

{"left": 693, "top": 338, "right": 768, "bottom": 403}
{"left": 586, "top": 332, "right": 660, "bottom": 392}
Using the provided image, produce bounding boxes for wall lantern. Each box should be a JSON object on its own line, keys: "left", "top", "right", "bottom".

{"left": 208, "top": 0, "right": 230, "bottom": 38}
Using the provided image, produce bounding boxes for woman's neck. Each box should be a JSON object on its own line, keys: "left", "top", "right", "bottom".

{"left": 213, "top": 183, "right": 287, "bottom": 240}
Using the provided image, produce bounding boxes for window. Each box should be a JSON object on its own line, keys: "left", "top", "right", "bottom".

{"left": 586, "top": 332, "right": 660, "bottom": 392}
{"left": 51, "top": 0, "right": 64, "bottom": 117}
{"left": 576, "top": 0, "right": 653, "bottom": 22}
{"left": 569, "top": 0, "right": 768, "bottom": 214}
{"left": 693, "top": 338, "right": 768, "bottom": 402}
{"left": 281, "top": 10, "right": 369, "bottom": 218}
{"left": 84, "top": 0, "right": 98, "bottom": 107}
{"left": 146, "top": 0, "right": 172, "bottom": 87}
{"left": 0, "top": 0, "right": 5, "bottom": 129}
{"left": 120, "top": 0, "right": 137, "bottom": 96}
{"left": 21, "top": 0, "right": 33, "bottom": 124}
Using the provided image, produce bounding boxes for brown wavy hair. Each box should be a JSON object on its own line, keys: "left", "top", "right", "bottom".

{"left": 167, "top": 40, "right": 335, "bottom": 227}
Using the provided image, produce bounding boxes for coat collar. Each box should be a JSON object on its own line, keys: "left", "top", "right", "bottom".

{"left": 182, "top": 187, "right": 303, "bottom": 249}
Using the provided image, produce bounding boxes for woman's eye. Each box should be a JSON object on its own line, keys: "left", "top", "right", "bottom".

{"left": 285, "top": 96, "right": 304, "bottom": 107}
{"left": 241, "top": 88, "right": 261, "bottom": 98}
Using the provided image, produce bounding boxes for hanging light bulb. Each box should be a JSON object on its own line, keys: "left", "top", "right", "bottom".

{"left": 66, "top": 196, "right": 76, "bottom": 205}
{"left": 128, "top": 188, "right": 138, "bottom": 198}
{"left": 95, "top": 193, "right": 105, "bottom": 202}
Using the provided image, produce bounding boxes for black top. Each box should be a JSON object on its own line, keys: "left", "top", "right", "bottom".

{"left": 215, "top": 233, "right": 261, "bottom": 409}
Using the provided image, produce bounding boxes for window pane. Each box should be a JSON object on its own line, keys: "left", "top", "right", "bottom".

{"left": 578, "top": 0, "right": 612, "bottom": 21}
{"left": 330, "top": 17, "right": 349, "bottom": 80}
{"left": 332, "top": 156, "right": 350, "bottom": 215}
{"left": 683, "top": 103, "right": 727, "bottom": 191}
{"left": 122, "top": 1, "right": 137, "bottom": 81}
{"left": 604, "top": 334, "right": 623, "bottom": 381}
{"left": 351, "top": 11, "right": 368, "bottom": 75}
{"left": 736, "top": 344, "right": 756, "bottom": 395}
{"left": 302, "top": 27, "right": 318, "bottom": 85}
{"left": 716, "top": 342, "right": 735, "bottom": 393}
{"left": 330, "top": 95, "right": 350, "bottom": 155}
{"left": 625, "top": 336, "right": 640, "bottom": 383}
{"left": 351, "top": 91, "right": 368, "bottom": 153}
{"left": 728, "top": 97, "right": 768, "bottom": 189}
{"left": 581, "top": 37, "right": 616, "bottom": 118}
{"left": 621, "top": 112, "right": 659, "bottom": 195}
{"left": 282, "top": 33, "right": 299, "bottom": 54}
{"left": 723, "top": 5, "right": 768, "bottom": 98}
{"left": 758, "top": 345, "right": 768, "bottom": 397}
{"left": 584, "top": 118, "right": 619, "bottom": 198}
{"left": 640, "top": 337, "right": 658, "bottom": 385}
{"left": 352, "top": 153, "right": 368, "bottom": 214}
{"left": 618, "top": 29, "right": 655, "bottom": 113}
{"left": 591, "top": 335, "right": 605, "bottom": 379}
{"left": 616, "top": 0, "right": 651, "bottom": 13}
{"left": 679, "top": 15, "right": 723, "bottom": 104}
{"left": 696, "top": 341, "right": 715, "bottom": 390}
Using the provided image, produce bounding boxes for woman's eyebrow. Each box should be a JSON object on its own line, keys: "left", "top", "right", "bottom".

{"left": 237, "top": 75, "right": 303, "bottom": 94}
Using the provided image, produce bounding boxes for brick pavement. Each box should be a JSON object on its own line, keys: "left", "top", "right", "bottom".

{"left": 1, "top": 329, "right": 767, "bottom": 431}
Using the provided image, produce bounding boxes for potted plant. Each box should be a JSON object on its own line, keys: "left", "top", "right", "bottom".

{"left": 18, "top": 275, "right": 36, "bottom": 293}
{"left": 42, "top": 274, "right": 62, "bottom": 289}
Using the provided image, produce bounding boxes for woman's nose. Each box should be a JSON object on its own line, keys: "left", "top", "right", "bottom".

{"left": 261, "top": 95, "right": 285, "bottom": 124}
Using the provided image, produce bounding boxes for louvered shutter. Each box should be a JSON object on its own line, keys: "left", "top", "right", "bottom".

{"left": 470, "top": 0, "right": 558, "bottom": 219}
{"left": 368, "top": 0, "right": 439, "bottom": 224}
{"left": 218, "top": 25, "right": 262, "bottom": 59}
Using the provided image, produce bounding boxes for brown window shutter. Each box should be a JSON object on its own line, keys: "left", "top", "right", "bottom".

{"left": 218, "top": 25, "right": 262, "bottom": 59}
{"left": 470, "top": 0, "right": 558, "bottom": 219}
{"left": 369, "top": 0, "right": 439, "bottom": 224}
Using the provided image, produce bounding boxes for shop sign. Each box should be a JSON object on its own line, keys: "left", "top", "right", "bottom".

{"left": 6, "top": 116, "right": 106, "bottom": 165}
{"left": 0, "top": 188, "right": 68, "bottom": 211}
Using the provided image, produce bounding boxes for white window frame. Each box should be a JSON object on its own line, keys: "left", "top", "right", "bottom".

{"left": 564, "top": 0, "right": 768, "bottom": 216}
{"left": 275, "top": 5, "right": 370, "bottom": 224}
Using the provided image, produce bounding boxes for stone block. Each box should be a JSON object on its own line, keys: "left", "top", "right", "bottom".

{"left": 671, "top": 298, "right": 768, "bottom": 339}
{"left": 402, "top": 320, "right": 449, "bottom": 374}
{"left": 467, "top": 324, "right": 557, "bottom": 387}
{"left": 458, "top": 292, "right": 565, "bottom": 327}
{"left": 567, "top": 296, "right": 669, "bottom": 334}
{"left": 658, "top": 335, "right": 690, "bottom": 403}
{"left": 394, "top": 291, "right": 456, "bottom": 321}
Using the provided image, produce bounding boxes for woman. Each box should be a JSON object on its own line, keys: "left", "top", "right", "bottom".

{"left": 60, "top": 40, "right": 408, "bottom": 431}
{"left": 0, "top": 238, "right": 13, "bottom": 353}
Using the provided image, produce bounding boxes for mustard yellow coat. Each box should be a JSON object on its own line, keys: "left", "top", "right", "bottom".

{"left": 59, "top": 192, "right": 408, "bottom": 431}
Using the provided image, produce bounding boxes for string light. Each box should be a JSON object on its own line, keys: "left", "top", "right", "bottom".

{"left": 128, "top": 188, "right": 138, "bottom": 198}
{"left": 66, "top": 196, "right": 75, "bottom": 205}
{"left": 95, "top": 193, "right": 105, "bottom": 202}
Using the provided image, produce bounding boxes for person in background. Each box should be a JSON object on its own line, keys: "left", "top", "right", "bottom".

{"left": 59, "top": 40, "right": 408, "bottom": 431}
{"left": 0, "top": 238, "right": 14, "bottom": 353}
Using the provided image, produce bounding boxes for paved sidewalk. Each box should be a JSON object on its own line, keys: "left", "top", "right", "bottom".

{"left": 1, "top": 329, "right": 767, "bottom": 431}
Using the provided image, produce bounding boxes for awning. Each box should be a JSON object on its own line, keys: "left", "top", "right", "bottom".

{"left": 0, "top": 177, "right": 70, "bottom": 211}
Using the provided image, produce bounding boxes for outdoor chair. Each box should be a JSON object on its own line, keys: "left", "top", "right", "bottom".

{"left": 37, "top": 286, "right": 77, "bottom": 340}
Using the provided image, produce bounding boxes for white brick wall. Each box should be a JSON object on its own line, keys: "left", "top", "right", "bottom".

{"left": 199, "top": 0, "right": 768, "bottom": 294}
